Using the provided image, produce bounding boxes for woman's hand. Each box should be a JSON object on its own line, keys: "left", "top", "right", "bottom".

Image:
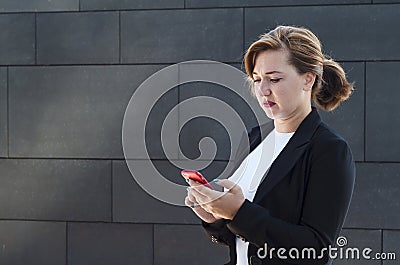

{"left": 185, "top": 192, "right": 220, "bottom": 223}
{"left": 186, "top": 179, "right": 245, "bottom": 220}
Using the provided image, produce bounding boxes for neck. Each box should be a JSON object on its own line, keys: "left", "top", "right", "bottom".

{"left": 274, "top": 105, "right": 312, "bottom": 133}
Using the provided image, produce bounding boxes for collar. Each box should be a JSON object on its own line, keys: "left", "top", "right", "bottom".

{"left": 253, "top": 106, "right": 322, "bottom": 202}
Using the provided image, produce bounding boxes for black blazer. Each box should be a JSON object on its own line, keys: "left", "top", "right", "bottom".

{"left": 202, "top": 106, "right": 356, "bottom": 265}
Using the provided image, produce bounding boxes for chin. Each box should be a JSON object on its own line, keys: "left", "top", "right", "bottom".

{"left": 263, "top": 109, "right": 277, "bottom": 120}
{"left": 263, "top": 109, "right": 287, "bottom": 121}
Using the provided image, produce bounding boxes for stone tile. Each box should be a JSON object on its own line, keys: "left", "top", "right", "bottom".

{"left": 154, "top": 224, "right": 229, "bottom": 265}
{"left": 334, "top": 229, "right": 381, "bottom": 265}
{"left": 9, "top": 65, "right": 178, "bottom": 159}
{"left": 366, "top": 62, "right": 400, "bottom": 161}
{"left": 0, "top": 0, "right": 78, "bottom": 12}
{"left": 319, "top": 62, "right": 365, "bottom": 162}
{"left": 179, "top": 84, "right": 264, "bottom": 161}
{"left": 0, "top": 221, "right": 66, "bottom": 265}
{"left": 373, "top": 0, "right": 400, "bottom": 2}
{"left": 245, "top": 5, "right": 400, "bottom": 61}
{"left": 121, "top": 9, "right": 243, "bottom": 63}
{"left": 113, "top": 160, "right": 234, "bottom": 223}
{"left": 178, "top": 62, "right": 269, "bottom": 161}
{"left": 68, "top": 223, "right": 152, "bottom": 265}
{"left": 186, "top": 0, "right": 369, "bottom": 8}
{"left": 37, "top": 12, "right": 118, "bottom": 64}
{"left": 383, "top": 230, "right": 400, "bottom": 265}
{"left": 0, "top": 14, "right": 35, "bottom": 65}
{"left": 0, "top": 68, "right": 7, "bottom": 157}
{"left": 344, "top": 163, "right": 400, "bottom": 229}
{"left": 0, "top": 159, "right": 111, "bottom": 221}
{"left": 80, "top": 0, "right": 184, "bottom": 10}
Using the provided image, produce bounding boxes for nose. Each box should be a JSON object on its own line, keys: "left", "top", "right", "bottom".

{"left": 256, "top": 79, "right": 272, "bottom": 96}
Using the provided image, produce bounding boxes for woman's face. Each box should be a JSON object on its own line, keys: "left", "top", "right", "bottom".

{"left": 252, "top": 49, "right": 313, "bottom": 121}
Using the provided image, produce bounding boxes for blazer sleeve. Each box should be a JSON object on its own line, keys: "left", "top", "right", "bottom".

{"left": 201, "top": 219, "right": 237, "bottom": 265}
{"left": 226, "top": 137, "right": 356, "bottom": 264}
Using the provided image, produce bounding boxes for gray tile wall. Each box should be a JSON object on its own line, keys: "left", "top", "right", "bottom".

{"left": 0, "top": 221, "right": 66, "bottom": 265}
{"left": 8, "top": 65, "right": 169, "bottom": 159}
{"left": 0, "top": 159, "right": 111, "bottom": 221}
{"left": 0, "top": 14, "right": 35, "bottom": 65}
{"left": 0, "top": 0, "right": 78, "bottom": 13}
{"left": 366, "top": 62, "right": 400, "bottom": 161}
{"left": 154, "top": 224, "right": 229, "bottom": 265}
{"left": 37, "top": 12, "right": 119, "bottom": 64}
{"left": 0, "top": 67, "right": 7, "bottom": 157}
{"left": 0, "top": 1, "right": 398, "bottom": 264}
{"left": 80, "top": 0, "right": 184, "bottom": 10}
{"left": 186, "top": 0, "right": 371, "bottom": 8}
{"left": 245, "top": 5, "right": 400, "bottom": 61}
{"left": 120, "top": 9, "right": 243, "bottom": 63}
{"left": 68, "top": 223, "right": 153, "bottom": 265}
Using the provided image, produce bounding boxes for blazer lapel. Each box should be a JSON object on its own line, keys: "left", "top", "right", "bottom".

{"left": 251, "top": 121, "right": 274, "bottom": 149}
{"left": 232, "top": 120, "right": 274, "bottom": 173}
{"left": 253, "top": 106, "right": 322, "bottom": 203}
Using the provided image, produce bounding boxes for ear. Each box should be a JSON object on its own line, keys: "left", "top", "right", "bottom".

{"left": 303, "top": 72, "right": 316, "bottom": 91}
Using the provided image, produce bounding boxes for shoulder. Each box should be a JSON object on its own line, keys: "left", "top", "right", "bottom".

{"left": 309, "top": 121, "right": 354, "bottom": 160}
{"left": 312, "top": 121, "right": 348, "bottom": 145}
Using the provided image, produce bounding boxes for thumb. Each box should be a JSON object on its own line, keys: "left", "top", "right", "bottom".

{"left": 214, "top": 179, "right": 241, "bottom": 194}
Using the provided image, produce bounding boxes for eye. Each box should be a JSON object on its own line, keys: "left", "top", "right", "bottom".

{"left": 270, "top": 78, "right": 282, "bottom": 83}
{"left": 253, "top": 79, "right": 261, "bottom": 84}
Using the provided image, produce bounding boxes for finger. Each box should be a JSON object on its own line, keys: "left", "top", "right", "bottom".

{"left": 185, "top": 192, "right": 196, "bottom": 204}
{"left": 188, "top": 179, "right": 215, "bottom": 190}
{"left": 184, "top": 196, "right": 195, "bottom": 208}
{"left": 213, "top": 179, "right": 241, "bottom": 194}
{"left": 191, "top": 183, "right": 219, "bottom": 197}
{"left": 190, "top": 187, "right": 211, "bottom": 204}
{"left": 187, "top": 189, "right": 198, "bottom": 204}
{"left": 187, "top": 179, "right": 203, "bottom": 187}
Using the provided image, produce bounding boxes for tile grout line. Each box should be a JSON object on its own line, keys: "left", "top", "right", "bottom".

{"left": 2, "top": 3, "right": 400, "bottom": 15}
{"left": 118, "top": 11, "right": 121, "bottom": 63}
{"left": 34, "top": 13, "right": 38, "bottom": 65}
{"left": 381, "top": 229, "right": 383, "bottom": 265}
{"left": 2, "top": 60, "right": 400, "bottom": 68}
{"left": 6, "top": 67, "right": 9, "bottom": 158}
{"left": 1, "top": 156, "right": 233, "bottom": 162}
{"left": 364, "top": 61, "right": 367, "bottom": 162}
{"left": 0, "top": 218, "right": 204, "bottom": 226}
{"left": 177, "top": 64, "right": 181, "bottom": 160}
{"left": 110, "top": 160, "right": 113, "bottom": 222}
{"left": 242, "top": 7, "right": 245, "bottom": 54}
{"left": 66, "top": 222, "right": 69, "bottom": 265}
{"left": 1, "top": 157, "right": 399, "bottom": 163}
{"left": 152, "top": 224, "right": 155, "bottom": 265}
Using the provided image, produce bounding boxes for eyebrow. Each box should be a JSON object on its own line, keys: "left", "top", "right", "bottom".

{"left": 252, "top": 71, "right": 283, "bottom": 75}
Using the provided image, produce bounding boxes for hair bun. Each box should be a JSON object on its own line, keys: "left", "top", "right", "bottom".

{"left": 313, "top": 59, "right": 354, "bottom": 111}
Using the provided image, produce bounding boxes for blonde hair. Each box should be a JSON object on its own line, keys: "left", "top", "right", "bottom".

{"left": 244, "top": 25, "right": 353, "bottom": 112}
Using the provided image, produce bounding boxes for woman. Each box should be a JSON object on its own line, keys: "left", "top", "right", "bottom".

{"left": 185, "top": 25, "right": 356, "bottom": 265}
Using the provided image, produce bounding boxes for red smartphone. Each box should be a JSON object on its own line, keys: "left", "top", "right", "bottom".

{"left": 181, "top": 170, "right": 214, "bottom": 190}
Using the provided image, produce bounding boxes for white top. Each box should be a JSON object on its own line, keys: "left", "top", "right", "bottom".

{"left": 228, "top": 128, "right": 295, "bottom": 265}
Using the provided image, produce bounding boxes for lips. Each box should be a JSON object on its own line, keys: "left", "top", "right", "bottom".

{"left": 263, "top": 100, "right": 276, "bottom": 108}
